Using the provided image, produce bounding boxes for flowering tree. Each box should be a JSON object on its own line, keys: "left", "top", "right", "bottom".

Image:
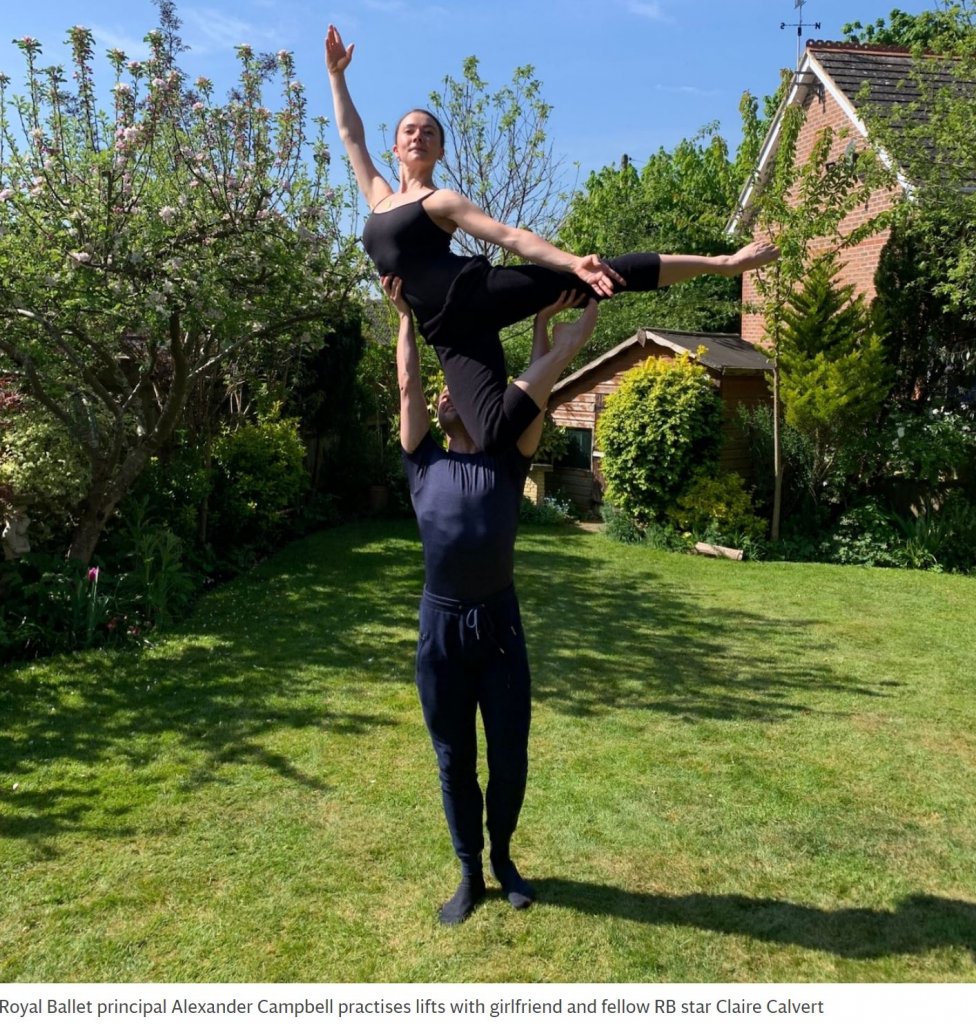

{"left": 0, "top": 1, "right": 368, "bottom": 563}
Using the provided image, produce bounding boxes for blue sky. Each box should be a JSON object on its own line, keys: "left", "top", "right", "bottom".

{"left": 3, "top": 0, "right": 938, "bottom": 187}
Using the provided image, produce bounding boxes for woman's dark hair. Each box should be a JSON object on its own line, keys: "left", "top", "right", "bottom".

{"left": 395, "top": 108, "right": 446, "bottom": 148}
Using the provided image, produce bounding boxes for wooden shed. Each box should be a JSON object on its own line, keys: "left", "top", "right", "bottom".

{"left": 545, "top": 328, "right": 772, "bottom": 518}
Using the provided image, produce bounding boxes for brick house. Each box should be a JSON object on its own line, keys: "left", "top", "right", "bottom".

{"left": 538, "top": 41, "right": 947, "bottom": 518}
{"left": 545, "top": 329, "right": 771, "bottom": 517}
{"left": 731, "top": 40, "right": 945, "bottom": 344}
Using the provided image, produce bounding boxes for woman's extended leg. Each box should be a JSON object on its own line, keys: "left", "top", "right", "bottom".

{"left": 431, "top": 241, "right": 778, "bottom": 453}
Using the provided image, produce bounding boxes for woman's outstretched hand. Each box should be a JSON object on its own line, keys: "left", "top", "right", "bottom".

{"left": 325, "top": 24, "right": 354, "bottom": 75}
{"left": 571, "top": 254, "right": 626, "bottom": 297}
{"left": 726, "top": 239, "right": 780, "bottom": 275}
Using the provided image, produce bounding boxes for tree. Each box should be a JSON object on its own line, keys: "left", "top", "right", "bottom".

{"left": 0, "top": 1, "right": 368, "bottom": 563}
{"left": 383, "top": 56, "right": 571, "bottom": 264}
{"left": 745, "top": 99, "right": 892, "bottom": 539}
{"left": 778, "top": 253, "right": 890, "bottom": 503}
{"left": 842, "top": 4, "right": 974, "bottom": 48}
{"left": 557, "top": 126, "right": 743, "bottom": 356}
{"left": 554, "top": 90, "right": 780, "bottom": 365}
{"left": 850, "top": 4, "right": 976, "bottom": 416}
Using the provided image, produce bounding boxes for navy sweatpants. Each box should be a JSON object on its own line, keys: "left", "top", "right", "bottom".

{"left": 415, "top": 585, "right": 531, "bottom": 874}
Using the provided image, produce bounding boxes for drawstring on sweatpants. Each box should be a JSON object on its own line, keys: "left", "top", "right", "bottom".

{"left": 464, "top": 604, "right": 505, "bottom": 654}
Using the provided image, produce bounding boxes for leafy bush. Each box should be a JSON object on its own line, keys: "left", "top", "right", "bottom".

{"left": 519, "top": 492, "right": 578, "bottom": 525}
{"left": 861, "top": 409, "right": 976, "bottom": 513}
{"left": 737, "top": 404, "right": 818, "bottom": 523}
{"left": 892, "top": 492, "right": 976, "bottom": 573}
{"left": 601, "top": 503, "right": 644, "bottom": 544}
{"left": 822, "top": 499, "right": 908, "bottom": 568}
{"left": 122, "top": 439, "right": 212, "bottom": 554}
{"left": 209, "top": 413, "right": 308, "bottom": 555}
{"left": 0, "top": 556, "right": 142, "bottom": 662}
{"left": 596, "top": 352, "right": 722, "bottom": 525}
{"left": 642, "top": 520, "right": 692, "bottom": 553}
{"left": 667, "top": 471, "right": 767, "bottom": 545}
{"left": 0, "top": 404, "right": 89, "bottom": 549}
{"left": 113, "top": 499, "right": 198, "bottom": 627}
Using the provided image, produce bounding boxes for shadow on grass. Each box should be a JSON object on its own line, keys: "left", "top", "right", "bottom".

{"left": 1, "top": 519, "right": 901, "bottom": 845}
{"left": 0, "top": 520, "right": 418, "bottom": 845}
{"left": 537, "top": 878, "right": 976, "bottom": 959}
{"left": 515, "top": 528, "right": 901, "bottom": 722}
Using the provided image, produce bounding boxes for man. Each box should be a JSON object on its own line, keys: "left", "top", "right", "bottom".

{"left": 385, "top": 274, "right": 597, "bottom": 925}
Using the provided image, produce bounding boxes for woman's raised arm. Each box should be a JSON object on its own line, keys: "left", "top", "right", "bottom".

{"left": 325, "top": 24, "right": 392, "bottom": 210}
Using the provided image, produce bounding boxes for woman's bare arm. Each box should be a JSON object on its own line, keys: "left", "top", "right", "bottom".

{"left": 325, "top": 25, "right": 392, "bottom": 210}
{"left": 426, "top": 190, "right": 624, "bottom": 297}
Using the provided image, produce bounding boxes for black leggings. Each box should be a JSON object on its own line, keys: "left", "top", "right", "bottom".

{"left": 431, "top": 252, "right": 662, "bottom": 454}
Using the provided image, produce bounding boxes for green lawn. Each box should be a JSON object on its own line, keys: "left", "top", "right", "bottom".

{"left": 2, "top": 519, "right": 975, "bottom": 982}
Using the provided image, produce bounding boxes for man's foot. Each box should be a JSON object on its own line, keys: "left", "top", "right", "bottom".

{"left": 438, "top": 873, "right": 486, "bottom": 926}
{"left": 551, "top": 300, "right": 599, "bottom": 360}
{"left": 490, "top": 857, "right": 536, "bottom": 910}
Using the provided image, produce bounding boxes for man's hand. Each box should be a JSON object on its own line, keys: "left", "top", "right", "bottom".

{"left": 534, "top": 290, "right": 583, "bottom": 329}
{"left": 381, "top": 275, "right": 412, "bottom": 317}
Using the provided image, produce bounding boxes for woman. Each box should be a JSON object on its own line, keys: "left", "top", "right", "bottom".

{"left": 326, "top": 24, "right": 778, "bottom": 454}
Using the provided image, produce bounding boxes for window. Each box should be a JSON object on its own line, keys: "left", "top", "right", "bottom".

{"left": 558, "top": 427, "right": 593, "bottom": 470}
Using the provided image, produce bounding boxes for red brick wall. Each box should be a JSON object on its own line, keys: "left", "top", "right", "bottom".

{"left": 740, "top": 82, "right": 900, "bottom": 345}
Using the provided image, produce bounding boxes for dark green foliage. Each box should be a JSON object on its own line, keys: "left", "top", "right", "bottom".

{"left": 556, "top": 128, "right": 745, "bottom": 362}
{"left": 209, "top": 414, "right": 309, "bottom": 556}
{"left": 873, "top": 214, "right": 976, "bottom": 416}
{"left": 518, "top": 493, "right": 577, "bottom": 525}
{"left": 596, "top": 353, "right": 723, "bottom": 525}
{"left": 737, "top": 404, "right": 817, "bottom": 525}
{"left": 600, "top": 503, "right": 645, "bottom": 545}
{"left": 0, "top": 556, "right": 149, "bottom": 662}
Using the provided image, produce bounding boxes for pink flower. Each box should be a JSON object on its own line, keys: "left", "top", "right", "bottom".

{"left": 87, "top": 566, "right": 99, "bottom": 582}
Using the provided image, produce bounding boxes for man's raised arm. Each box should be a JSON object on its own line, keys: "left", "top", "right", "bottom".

{"left": 383, "top": 276, "right": 429, "bottom": 454}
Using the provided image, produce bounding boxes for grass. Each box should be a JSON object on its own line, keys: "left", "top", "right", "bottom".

{"left": 1, "top": 518, "right": 975, "bottom": 982}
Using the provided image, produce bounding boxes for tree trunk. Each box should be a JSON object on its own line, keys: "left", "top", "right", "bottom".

{"left": 66, "top": 447, "right": 153, "bottom": 564}
{"left": 771, "top": 361, "right": 783, "bottom": 542}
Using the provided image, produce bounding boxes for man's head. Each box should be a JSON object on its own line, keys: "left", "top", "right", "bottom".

{"left": 436, "top": 387, "right": 477, "bottom": 451}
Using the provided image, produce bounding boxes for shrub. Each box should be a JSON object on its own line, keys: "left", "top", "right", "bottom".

{"left": 601, "top": 503, "right": 644, "bottom": 544}
{"left": 667, "top": 471, "right": 767, "bottom": 545}
{"left": 822, "top": 499, "right": 905, "bottom": 568}
{"left": 209, "top": 412, "right": 308, "bottom": 555}
{"left": 0, "top": 556, "right": 141, "bottom": 662}
{"left": 893, "top": 491, "right": 976, "bottom": 573}
{"left": 596, "top": 352, "right": 723, "bottom": 525}
{"left": 113, "top": 499, "right": 198, "bottom": 627}
{"left": 737, "top": 404, "right": 817, "bottom": 523}
{"left": 519, "top": 492, "right": 577, "bottom": 525}
{"left": 0, "top": 403, "right": 89, "bottom": 549}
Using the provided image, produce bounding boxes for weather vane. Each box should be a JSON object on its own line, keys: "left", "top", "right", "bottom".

{"left": 781, "top": 0, "right": 821, "bottom": 67}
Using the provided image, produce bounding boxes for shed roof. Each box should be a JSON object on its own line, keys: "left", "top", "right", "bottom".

{"left": 550, "top": 328, "right": 770, "bottom": 401}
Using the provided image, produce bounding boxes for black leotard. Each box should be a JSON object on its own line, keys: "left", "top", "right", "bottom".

{"left": 363, "top": 190, "right": 662, "bottom": 453}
